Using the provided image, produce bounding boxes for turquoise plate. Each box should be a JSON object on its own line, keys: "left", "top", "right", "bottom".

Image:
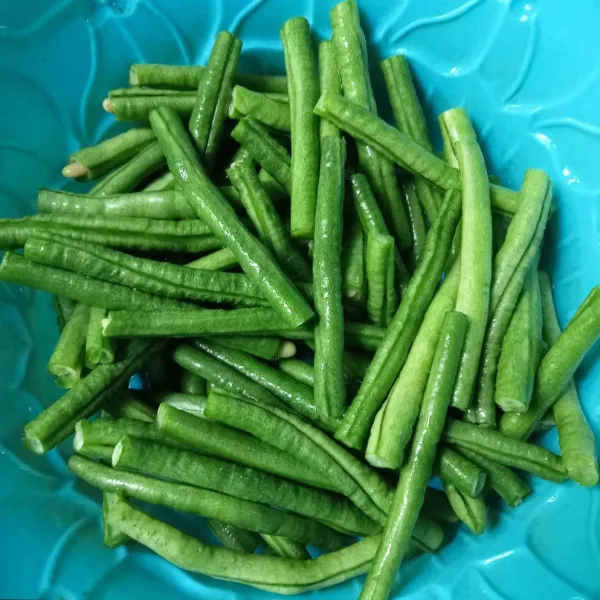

{"left": 0, "top": 1, "right": 599, "bottom": 598}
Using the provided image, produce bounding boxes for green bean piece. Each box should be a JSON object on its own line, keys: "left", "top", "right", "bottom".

{"left": 227, "top": 151, "right": 312, "bottom": 281}
{"left": 318, "top": 41, "right": 341, "bottom": 140}
{"left": 63, "top": 128, "right": 156, "bottom": 181}
{"left": 421, "top": 488, "right": 458, "bottom": 524}
{"left": 103, "top": 389, "right": 156, "bottom": 423}
{"left": 437, "top": 447, "right": 487, "bottom": 498}
{"left": 47, "top": 303, "right": 90, "bottom": 388}
{"left": 341, "top": 200, "right": 366, "bottom": 303}
{"left": 490, "top": 170, "right": 550, "bottom": 311}
{"left": 442, "top": 481, "right": 486, "bottom": 535}
{"left": 360, "top": 311, "right": 466, "bottom": 600}
{"left": 315, "top": 92, "right": 460, "bottom": 191}
{"left": 156, "top": 403, "right": 338, "bottom": 493}
{"left": 192, "top": 339, "right": 339, "bottom": 432}
{"left": 24, "top": 340, "right": 162, "bottom": 453}
{"left": 456, "top": 446, "right": 531, "bottom": 507}
{"left": 130, "top": 64, "right": 288, "bottom": 93}
{"left": 102, "top": 492, "right": 129, "bottom": 548}
{"left": 471, "top": 183, "right": 553, "bottom": 426}
{"left": 109, "top": 86, "right": 195, "bottom": 97}
{"left": 280, "top": 17, "right": 319, "bottom": 239}
{"left": 228, "top": 85, "right": 290, "bottom": 131}
{"left": 160, "top": 393, "right": 207, "bottom": 418}
{"left": 106, "top": 92, "right": 197, "bottom": 121}
{"left": 381, "top": 55, "right": 443, "bottom": 223}
{"left": 439, "top": 108, "right": 492, "bottom": 412}
{"left": 536, "top": 271, "right": 598, "bottom": 486}
{"left": 71, "top": 456, "right": 346, "bottom": 550}
{"left": 501, "top": 288, "right": 600, "bottom": 439}
{"left": 86, "top": 307, "right": 115, "bottom": 366}
{"left": 231, "top": 118, "right": 292, "bottom": 195}
{"left": 279, "top": 359, "right": 315, "bottom": 387}
{"left": 105, "top": 497, "right": 380, "bottom": 594}
{"left": 366, "top": 263, "right": 459, "bottom": 469}
{"left": 205, "top": 389, "right": 394, "bottom": 526}
{"left": 1, "top": 252, "right": 184, "bottom": 311}
{"left": 1, "top": 214, "right": 219, "bottom": 253}
{"left": 351, "top": 174, "right": 398, "bottom": 327}
{"left": 261, "top": 535, "right": 310, "bottom": 559}
{"left": 189, "top": 31, "right": 241, "bottom": 167}
{"left": 103, "top": 307, "right": 293, "bottom": 338}
{"left": 25, "top": 237, "right": 267, "bottom": 308}
{"left": 495, "top": 268, "right": 542, "bottom": 412}
{"left": 403, "top": 181, "right": 427, "bottom": 266}
{"left": 444, "top": 419, "right": 566, "bottom": 482}
{"left": 143, "top": 170, "right": 176, "bottom": 191}
{"left": 313, "top": 135, "right": 346, "bottom": 418}
{"left": 209, "top": 336, "right": 283, "bottom": 361}
{"left": 186, "top": 248, "right": 237, "bottom": 271}
{"left": 208, "top": 521, "right": 261, "bottom": 553}
{"left": 150, "top": 107, "right": 313, "bottom": 327}
{"left": 330, "top": 0, "right": 411, "bottom": 250}
{"left": 76, "top": 440, "right": 114, "bottom": 462}
{"left": 113, "top": 435, "right": 364, "bottom": 544}
{"left": 335, "top": 188, "right": 462, "bottom": 450}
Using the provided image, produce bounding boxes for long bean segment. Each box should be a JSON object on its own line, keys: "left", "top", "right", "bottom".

{"left": 228, "top": 85, "right": 290, "bottom": 131}
{"left": 189, "top": 31, "right": 241, "bottom": 167}
{"left": 440, "top": 108, "right": 492, "bottom": 412}
{"left": 186, "top": 248, "right": 237, "bottom": 271}
{"left": 403, "top": 182, "right": 427, "bottom": 266}
{"left": 444, "top": 419, "right": 566, "bottom": 482}
{"left": 23, "top": 340, "right": 162, "bottom": 453}
{"left": 318, "top": 41, "right": 341, "bottom": 140}
{"left": 341, "top": 201, "right": 366, "bottom": 303}
{"left": 25, "top": 237, "right": 267, "bottom": 307}
{"left": 150, "top": 107, "right": 313, "bottom": 326}
{"left": 536, "top": 272, "right": 598, "bottom": 486}
{"left": 63, "top": 128, "right": 156, "bottom": 181}
{"left": 366, "top": 264, "right": 459, "bottom": 469}
{"left": 70, "top": 456, "right": 346, "bottom": 549}
{"left": 1, "top": 252, "right": 184, "bottom": 311}
{"left": 210, "top": 335, "right": 283, "bottom": 361}
{"left": 360, "top": 311, "right": 466, "bottom": 600}
{"left": 105, "top": 93, "right": 196, "bottom": 121}
{"left": 500, "top": 284, "right": 600, "bottom": 440}
{"left": 1, "top": 214, "right": 218, "bottom": 253}
{"left": 351, "top": 174, "right": 398, "bottom": 327}
{"left": 335, "top": 188, "right": 461, "bottom": 450}
{"left": 281, "top": 17, "right": 319, "bottom": 239}
{"left": 313, "top": 136, "right": 346, "bottom": 418}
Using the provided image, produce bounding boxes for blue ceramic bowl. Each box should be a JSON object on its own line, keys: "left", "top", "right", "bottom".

{"left": 1, "top": 1, "right": 599, "bottom": 598}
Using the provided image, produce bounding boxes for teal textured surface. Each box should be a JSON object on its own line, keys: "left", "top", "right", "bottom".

{"left": 1, "top": 0, "right": 600, "bottom": 598}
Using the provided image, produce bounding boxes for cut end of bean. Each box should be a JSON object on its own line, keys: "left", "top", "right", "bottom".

{"left": 276, "top": 340, "right": 297, "bottom": 359}
{"left": 111, "top": 439, "right": 124, "bottom": 467}
{"left": 103, "top": 98, "right": 114, "bottom": 113}
{"left": 73, "top": 421, "right": 84, "bottom": 452}
{"left": 22, "top": 432, "right": 44, "bottom": 455}
{"left": 61, "top": 161, "right": 89, "bottom": 179}
{"left": 471, "top": 471, "right": 487, "bottom": 497}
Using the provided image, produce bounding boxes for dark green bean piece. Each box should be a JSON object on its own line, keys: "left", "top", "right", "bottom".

{"left": 208, "top": 336, "right": 283, "bottom": 361}
{"left": 437, "top": 447, "right": 487, "bottom": 498}
{"left": 104, "top": 92, "right": 196, "bottom": 121}
{"left": 231, "top": 118, "right": 292, "bottom": 195}
{"left": 103, "top": 389, "right": 156, "bottom": 423}
{"left": 381, "top": 55, "right": 443, "bottom": 223}
{"left": 281, "top": 17, "right": 320, "bottom": 239}
{"left": 228, "top": 85, "right": 290, "bottom": 131}
{"left": 421, "top": 488, "right": 458, "bottom": 524}
{"left": 150, "top": 107, "right": 313, "bottom": 327}
{"left": 130, "top": 64, "right": 288, "bottom": 93}
{"left": 456, "top": 446, "right": 531, "bottom": 507}
{"left": 110, "top": 87, "right": 191, "bottom": 98}
{"left": 25, "top": 237, "right": 267, "bottom": 307}
{"left": 279, "top": 359, "right": 315, "bottom": 387}
{"left": 495, "top": 268, "right": 542, "bottom": 412}
{"left": 208, "top": 521, "right": 261, "bottom": 553}
{"left": 318, "top": 41, "right": 341, "bottom": 140}
{"left": 193, "top": 339, "right": 339, "bottom": 432}
{"left": 335, "top": 189, "right": 462, "bottom": 450}
{"left": 500, "top": 284, "right": 600, "bottom": 440}
{"left": 313, "top": 135, "right": 346, "bottom": 418}
{"left": 63, "top": 128, "right": 156, "bottom": 181}
{"left": 189, "top": 31, "right": 241, "bottom": 167}
{"left": 1, "top": 214, "right": 218, "bottom": 253}
{"left": 536, "top": 271, "right": 598, "bottom": 486}
{"left": 23, "top": 339, "right": 162, "bottom": 453}
{"left": 227, "top": 151, "right": 312, "bottom": 281}
{"left": 442, "top": 481, "right": 486, "bottom": 535}
{"left": 444, "top": 419, "right": 566, "bottom": 482}
{"left": 439, "top": 108, "right": 492, "bottom": 412}
{"left": 341, "top": 199, "right": 366, "bottom": 303}
{"left": 403, "top": 181, "right": 427, "bottom": 266}
{"left": 47, "top": 302, "right": 90, "bottom": 388}
{"left": 186, "top": 248, "right": 237, "bottom": 271}
{"left": 1, "top": 252, "right": 184, "bottom": 311}
{"left": 360, "top": 311, "right": 465, "bottom": 600}
{"left": 261, "top": 535, "right": 309, "bottom": 559}
{"left": 86, "top": 306, "right": 115, "bottom": 366}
